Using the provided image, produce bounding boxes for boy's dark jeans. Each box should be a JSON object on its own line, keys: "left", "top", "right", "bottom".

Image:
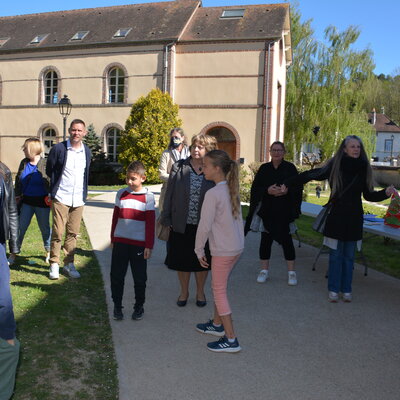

{"left": 110, "top": 242, "right": 147, "bottom": 310}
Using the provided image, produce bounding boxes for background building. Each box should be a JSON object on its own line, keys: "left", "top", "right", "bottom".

{"left": 0, "top": 0, "right": 292, "bottom": 172}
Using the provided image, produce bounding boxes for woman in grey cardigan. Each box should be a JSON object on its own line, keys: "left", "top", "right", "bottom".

{"left": 160, "top": 134, "right": 217, "bottom": 307}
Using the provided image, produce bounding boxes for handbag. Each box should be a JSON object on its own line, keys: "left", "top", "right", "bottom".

{"left": 312, "top": 174, "right": 359, "bottom": 234}
{"left": 384, "top": 190, "right": 400, "bottom": 228}
{"left": 156, "top": 216, "right": 170, "bottom": 241}
{"left": 312, "top": 203, "right": 333, "bottom": 233}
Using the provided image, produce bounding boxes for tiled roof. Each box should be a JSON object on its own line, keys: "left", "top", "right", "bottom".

{"left": 181, "top": 3, "right": 290, "bottom": 41}
{"left": 0, "top": 1, "right": 290, "bottom": 53}
{"left": 0, "top": 1, "right": 199, "bottom": 52}
{"left": 368, "top": 113, "right": 400, "bottom": 133}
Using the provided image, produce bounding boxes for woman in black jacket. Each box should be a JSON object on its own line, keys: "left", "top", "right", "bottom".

{"left": 245, "top": 141, "right": 302, "bottom": 286}
{"left": 284, "top": 135, "right": 395, "bottom": 302}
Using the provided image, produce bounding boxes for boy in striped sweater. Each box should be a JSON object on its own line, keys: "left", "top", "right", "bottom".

{"left": 110, "top": 161, "right": 155, "bottom": 321}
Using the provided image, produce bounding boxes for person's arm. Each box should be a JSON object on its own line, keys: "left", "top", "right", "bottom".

{"left": 158, "top": 151, "right": 170, "bottom": 182}
{"left": 110, "top": 192, "right": 121, "bottom": 243}
{"left": 363, "top": 184, "right": 396, "bottom": 202}
{"left": 6, "top": 170, "right": 19, "bottom": 255}
{"left": 195, "top": 190, "right": 217, "bottom": 261}
{"left": 45, "top": 146, "right": 57, "bottom": 178}
{"left": 159, "top": 161, "right": 180, "bottom": 226}
{"left": 145, "top": 193, "right": 156, "bottom": 250}
{"left": 14, "top": 159, "right": 26, "bottom": 197}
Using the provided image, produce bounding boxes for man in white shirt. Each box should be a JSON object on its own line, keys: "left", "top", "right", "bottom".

{"left": 46, "top": 119, "right": 91, "bottom": 279}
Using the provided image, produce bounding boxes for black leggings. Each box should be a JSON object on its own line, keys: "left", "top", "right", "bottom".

{"left": 259, "top": 231, "right": 295, "bottom": 261}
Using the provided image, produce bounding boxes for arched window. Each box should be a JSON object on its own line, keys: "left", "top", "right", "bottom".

{"left": 108, "top": 67, "right": 125, "bottom": 103}
{"left": 106, "top": 127, "right": 121, "bottom": 162}
{"left": 42, "top": 127, "right": 57, "bottom": 156}
{"left": 43, "top": 70, "right": 58, "bottom": 104}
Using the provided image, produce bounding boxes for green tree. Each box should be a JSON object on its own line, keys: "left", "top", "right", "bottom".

{"left": 84, "top": 124, "right": 105, "bottom": 161}
{"left": 119, "top": 88, "right": 182, "bottom": 183}
{"left": 285, "top": 6, "right": 376, "bottom": 162}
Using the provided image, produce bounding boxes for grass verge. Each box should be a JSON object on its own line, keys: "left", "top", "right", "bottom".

{"left": 10, "top": 217, "right": 118, "bottom": 400}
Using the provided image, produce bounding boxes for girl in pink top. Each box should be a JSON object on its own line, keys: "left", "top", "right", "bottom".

{"left": 195, "top": 150, "right": 244, "bottom": 353}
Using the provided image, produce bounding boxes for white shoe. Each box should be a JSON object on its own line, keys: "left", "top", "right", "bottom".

{"left": 63, "top": 263, "right": 81, "bottom": 279}
{"left": 7, "top": 254, "right": 16, "bottom": 266}
{"left": 342, "top": 293, "right": 352, "bottom": 302}
{"left": 288, "top": 271, "right": 297, "bottom": 286}
{"left": 328, "top": 291, "right": 339, "bottom": 302}
{"left": 257, "top": 269, "right": 269, "bottom": 283}
{"left": 49, "top": 263, "right": 60, "bottom": 280}
{"left": 45, "top": 252, "right": 50, "bottom": 264}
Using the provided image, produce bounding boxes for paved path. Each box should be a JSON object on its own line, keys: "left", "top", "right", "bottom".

{"left": 83, "top": 186, "right": 400, "bottom": 400}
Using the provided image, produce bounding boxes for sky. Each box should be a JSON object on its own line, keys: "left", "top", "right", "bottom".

{"left": 0, "top": 0, "right": 399, "bottom": 76}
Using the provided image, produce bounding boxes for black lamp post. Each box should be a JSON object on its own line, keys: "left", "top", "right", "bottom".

{"left": 58, "top": 94, "right": 72, "bottom": 141}
{"left": 391, "top": 134, "right": 394, "bottom": 161}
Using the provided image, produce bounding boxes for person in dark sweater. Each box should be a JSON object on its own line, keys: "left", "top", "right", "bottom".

{"left": 245, "top": 141, "right": 302, "bottom": 286}
{"left": 0, "top": 161, "right": 20, "bottom": 400}
{"left": 283, "top": 135, "right": 396, "bottom": 302}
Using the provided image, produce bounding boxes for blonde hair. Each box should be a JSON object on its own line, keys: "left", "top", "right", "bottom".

{"left": 22, "top": 138, "right": 44, "bottom": 158}
{"left": 191, "top": 134, "right": 218, "bottom": 153}
{"left": 205, "top": 150, "right": 240, "bottom": 219}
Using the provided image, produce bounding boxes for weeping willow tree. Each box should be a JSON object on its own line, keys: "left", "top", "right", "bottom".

{"left": 285, "top": 6, "right": 376, "bottom": 163}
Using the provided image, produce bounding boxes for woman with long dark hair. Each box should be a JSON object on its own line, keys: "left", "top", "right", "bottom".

{"left": 284, "top": 135, "right": 395, "bottom": 302}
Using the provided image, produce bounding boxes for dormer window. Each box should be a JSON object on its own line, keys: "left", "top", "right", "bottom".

{"left": 70, "top": 31, "right": 89, "bottom": 41}
{"left": 30, "top": 34, "right": 48, "bottom": 45}
{"left": 0, "top": 37, "right": 10, "bottom": 47}
{"left": 220, "top": 9, "right": 245, "bottom": 19}
{"left": 113, "top": 28, "right": 132, "bottom": 38}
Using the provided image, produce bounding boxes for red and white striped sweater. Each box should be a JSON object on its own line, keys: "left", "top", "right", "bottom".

{"left": 111, "top": 187, "right": 155, "bottom": 249}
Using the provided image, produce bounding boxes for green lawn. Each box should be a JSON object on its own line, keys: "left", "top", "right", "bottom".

{"left": 10, "top": 217, "right": 118, "bottom": 400}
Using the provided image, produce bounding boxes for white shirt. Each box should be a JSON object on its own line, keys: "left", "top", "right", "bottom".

{"left": 55, "top": 140, "right": 86, "bottom": 207}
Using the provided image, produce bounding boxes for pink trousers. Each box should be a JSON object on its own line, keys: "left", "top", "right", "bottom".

{"left": 211, "top": 254, "right": 241, "bottom": 316}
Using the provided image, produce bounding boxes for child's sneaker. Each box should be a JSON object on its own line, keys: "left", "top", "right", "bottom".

{"left": 328, "top": 291, "right": 339, "bottom": 302}
{"left": 132, "top": 307, "right": 144, "bottom": 320}
{"left": 196, "top": 319, "right": 225, "bottom": 337}
{"left": 207, "top": 336, "right": 241, "bottom": 353}
{"left": 49, "top": 263, "right": 60, "bottom": 280}
{"left": 113, "top": 306, "right": 124, "bottom": 320}
{"left": 257, "top": 269, "right": 269, "bottom": 283}
{"left": 288, "top": 271, "right": 297, "bottom": 286}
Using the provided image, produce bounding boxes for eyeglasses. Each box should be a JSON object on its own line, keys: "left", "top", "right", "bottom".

{"left": 271, "top": 149, "right": 284, "bottom": 153}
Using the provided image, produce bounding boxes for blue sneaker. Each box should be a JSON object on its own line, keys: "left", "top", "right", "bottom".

{"left": 196, "top": 319, "right": 225, "bottom": 337}
{"left": 207, "top": 336, "right": 241, "bottom": 353}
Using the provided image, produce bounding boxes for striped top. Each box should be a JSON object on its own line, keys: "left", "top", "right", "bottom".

{"left": 111, "top": 187, "right": 155, "bottom": 249}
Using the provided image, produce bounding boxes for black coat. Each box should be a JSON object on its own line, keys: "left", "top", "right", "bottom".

{"left": 289, "top": 156, "right": 388, "bottom": 241}
{"left": 244, "top": 160, "right": 302, "bottom": 241}
{"left": 0, "top": 162, "right": 19, "bottom": 254}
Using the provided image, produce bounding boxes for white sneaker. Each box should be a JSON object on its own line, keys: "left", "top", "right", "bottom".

{"left": 288, "top": 271, "right": 297, "bottom": 286}
{"left": 342, "top": 293, "right": 352, "bottom": 302}
{"left": 63, "top": 263, "right": 81, "bottom": 279}
{"left": 49, "top": 263, "right": 60, "bottom": 280}
{"left": 328, "top": 291, "right": 339, "bottom": 302}
{"left": 257, "top": 269, "right": 269, "bottom": 283}
{"left": 45, "top": 252, "right": 50, "bottom": 264}
{"left": 7, "top": 254, "right": 16, "bottom": 266}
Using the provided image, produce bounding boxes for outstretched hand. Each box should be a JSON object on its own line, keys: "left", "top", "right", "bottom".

{"left": 385, "top": 185, "right": 398, "bottom": 197}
